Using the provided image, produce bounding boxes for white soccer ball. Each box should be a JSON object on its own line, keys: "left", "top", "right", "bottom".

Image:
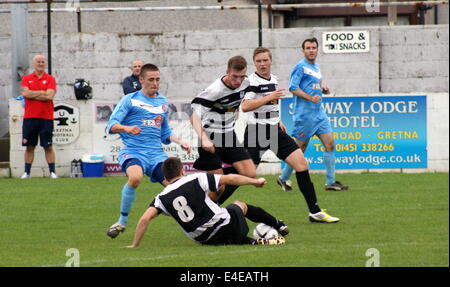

{"left": 253, "top": 223, "right": 279, "bottom": 240}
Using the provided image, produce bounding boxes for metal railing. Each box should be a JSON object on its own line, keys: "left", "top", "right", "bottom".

{"left": 1, "top": 1, "right": 449, "bottom": 13}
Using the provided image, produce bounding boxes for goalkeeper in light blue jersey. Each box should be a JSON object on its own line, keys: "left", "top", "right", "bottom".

{"left": 278, "top": 38, "right": 349, "bottom": 192}
{"left": 106, "top": 64, "right": 191, "bottom": 239}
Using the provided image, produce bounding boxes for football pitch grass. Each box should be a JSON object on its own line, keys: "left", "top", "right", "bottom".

{"left": 0, "top": 173, "right": 448, "bottom": 267}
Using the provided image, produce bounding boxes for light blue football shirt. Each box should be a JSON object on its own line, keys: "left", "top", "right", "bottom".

{"left": 289, "top": 59, "right": 327, "bottom": 122}
{"left": 107, "top": 90, "right": 172, "bottom": 165}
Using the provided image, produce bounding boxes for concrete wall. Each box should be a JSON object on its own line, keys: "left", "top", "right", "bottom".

{"left": 3, "top": 25, "right": 448, "bottom": 101}
{"left": 1, "top": 25, "right": 449, "bottom": 176}
{"left": 0, "top": 0, "right": 266, "bottom": 35}
{"left": 21, "top": 26, "right": 450, "bottom": 98}
{"left": 380, "top": 26, "right": 449, "bottom": 93}
{"left": 0, "top": 33, "right": 10, "bottom": 139}
{"left": 1, "top": 1, "right": 447, "bottom": 35}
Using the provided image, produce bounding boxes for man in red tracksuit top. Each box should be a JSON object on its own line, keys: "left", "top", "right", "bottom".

{"left": 20, "top": 55, "right": 58, "bottom": 179}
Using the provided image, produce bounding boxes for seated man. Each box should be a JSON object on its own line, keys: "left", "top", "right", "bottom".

{"left": 126, "top": 157, "right": 289, "bottom": 247}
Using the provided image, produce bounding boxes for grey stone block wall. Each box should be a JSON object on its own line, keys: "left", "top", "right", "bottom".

{"left": 380, "top": 25, "right": 449, "bottom": 93}
{"left": 2, "top": 25, "right": 448, "bottom": 103}
{"left": 0, "top": 0, "right": 265, "bottom": 35}
{"left": 0, "top": 34, "right": 11, "bottom": 139}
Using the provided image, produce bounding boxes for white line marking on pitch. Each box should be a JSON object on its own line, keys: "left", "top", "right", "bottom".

{"left": 40, "top": 241, "right": 422, "bottom": 267}
{"left": 40, "top": 246, "right": 288, "bottom": 267}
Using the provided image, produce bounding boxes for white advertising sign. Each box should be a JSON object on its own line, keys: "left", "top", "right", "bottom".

{"left": 322, "top": 31, "right": 370, "bottom": 54}
{"left": 53, "top": 103, "right": 80, "bottom": 145}
{"left": 92, "top": 102, "right": 123, "bottom": 174}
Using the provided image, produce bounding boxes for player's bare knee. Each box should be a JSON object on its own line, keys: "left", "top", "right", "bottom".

{"left": 324, "top": 144, "right": 334, "bottom": 152}
{"left": 26, "top": 146, "right": 36, "bottom": 152}
{"left": 287, "top": 150, "right": 309, "bottom": 171}
{"left": 245, "top": 170, "right": 257, "bottom": 178}
{"left": 296, "top": 157, "right": 309, "bottom": 171}
{"left": 240, "top": 165, "right": 256, "bottom": 178}
{"left": 323, "top": 139, "right": 335, "bottom": 152}
{"left": 127, "top": 175, "right": 142, "bottom": 188}
{"left": 233, "top": 201, "right": 247, "bottom": 215}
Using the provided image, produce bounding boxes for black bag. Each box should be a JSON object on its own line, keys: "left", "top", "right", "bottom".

{"left": 74, "top": 79, "right": 93, "bottom": 100}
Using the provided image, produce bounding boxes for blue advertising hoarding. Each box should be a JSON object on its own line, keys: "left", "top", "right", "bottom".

{"left": 280, "top": 95, "right": 427, "bottom": 169}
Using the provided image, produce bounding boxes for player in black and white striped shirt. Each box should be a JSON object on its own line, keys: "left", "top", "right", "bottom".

{"left": 125, "top": 157, "right": 288, "bottom": 247}
{"left": 242, "top": 47, "right": 339, "bottom": 223}
{"left": 190, "top": 56, "right": 257, "bottom": 205}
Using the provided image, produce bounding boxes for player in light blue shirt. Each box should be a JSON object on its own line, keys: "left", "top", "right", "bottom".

{"left": 278, "top": 38, "right": 349, "bottom": 192}
{"left": 289, "top": 58, "right": 328, "bottom": 124}
{"left": 106, "top": 64, "right": 191, "bottom": 239}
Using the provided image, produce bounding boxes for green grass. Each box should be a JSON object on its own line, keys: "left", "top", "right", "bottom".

{"left": 0, "top": 173, "right": 448, "bottom": 267}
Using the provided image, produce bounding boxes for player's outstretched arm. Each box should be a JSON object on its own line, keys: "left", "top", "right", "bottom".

{"left": 219, "top": 174, "right": 266, "bottom": 188}
{"left": 169, "top": 135, "right": 192, "bottom": 154}
{"left": 125, "top": 207, "right": 159, "bottom": 248}
{"left": 241, "top": 88, "right": 285, "bottom": 112}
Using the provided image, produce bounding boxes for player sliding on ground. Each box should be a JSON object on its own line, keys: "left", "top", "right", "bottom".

{"left": 126, "top": 157, "right": 288, "bottom": 247}
{"left": 242, "top": 47, "right": 339, "bottom": 223}
{"left": 106, "top": 64, "right": 191, "bottom": 239}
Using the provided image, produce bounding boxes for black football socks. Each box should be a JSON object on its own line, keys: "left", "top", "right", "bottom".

{"left": 48, "top": 163, "right": 55, "bottom": 174}
{"left": 218, "top": 185, "right": 239, "bottom": 205}
{"left": 245, "top": 204, "right": 280, "bottom": 229}
{"left": 24, "top": 163, "right": 31, "bottom": 175}
{"left": 217, "top": 166, "right": 240, "bottom": 205}
{"left": 295, "top": 170, "right": 321, "bottom": 214}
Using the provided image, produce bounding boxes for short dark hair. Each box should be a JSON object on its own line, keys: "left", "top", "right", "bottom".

{"left": 227, "top": 56, "right": 247, "bottom": 71}
{"left": 253, "top": 46, "right": 272, "bottom": 60}
{"left": 302, "top": 37, "right": 319, "bottom": 49}
{"left": 163, "top": 157, "right": 184, "bottom": 181}
{"left": 140, "top": 63, "right": 159, "bottom": 77}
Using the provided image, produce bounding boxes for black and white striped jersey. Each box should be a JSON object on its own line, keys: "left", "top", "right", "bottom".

{"left": 244, "top": 72, "right": 280, "bottom": 126}
{"left": 150, "top": 173, "right": 231, "bottom": 243}
{"left": 191, "top": 76, "right": 250, "bottom": 134}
